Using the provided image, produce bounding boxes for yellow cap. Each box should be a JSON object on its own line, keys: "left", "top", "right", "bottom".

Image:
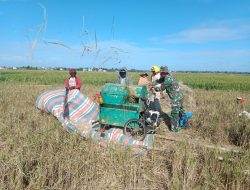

{"left": 151, "top": 66, "right": 160, "bottom": 73}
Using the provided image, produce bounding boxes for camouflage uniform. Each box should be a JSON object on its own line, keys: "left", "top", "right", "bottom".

{"left": 156, "top": 67, "right": 186, "bottom": 132}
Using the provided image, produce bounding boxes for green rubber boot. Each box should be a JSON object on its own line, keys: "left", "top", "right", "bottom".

{"left": 171, "top": 126, "right": 180, "bottom": 132}
{"left": 170, "top": 117, "right": 180, "bottom": 132}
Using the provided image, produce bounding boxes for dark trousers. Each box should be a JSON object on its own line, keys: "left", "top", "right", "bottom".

{"left": 149, "top": 99, "right": 162, "bottom": 114}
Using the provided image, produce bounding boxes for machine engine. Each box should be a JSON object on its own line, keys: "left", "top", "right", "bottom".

{"left": 145, "top": 110, "right": 160, "bottom": 127}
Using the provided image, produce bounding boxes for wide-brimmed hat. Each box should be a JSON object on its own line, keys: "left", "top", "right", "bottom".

{"left": 140, "top": 72, "right": 148, "bottom": 77}
{"left": 160, "top": 66, "right": 168, "bottom": 73}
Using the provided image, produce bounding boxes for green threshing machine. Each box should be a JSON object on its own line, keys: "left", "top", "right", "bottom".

{"left": 99, "top": 83, "right": 160, "bottom": 140}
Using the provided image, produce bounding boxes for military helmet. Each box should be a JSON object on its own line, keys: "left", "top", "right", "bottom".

{"left": 151, "top": 66, "right": 160, "bottom": 73}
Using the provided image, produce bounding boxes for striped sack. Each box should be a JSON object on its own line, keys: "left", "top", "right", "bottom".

{"left": 36, "top": 88, "right": 153, "bottom": 150}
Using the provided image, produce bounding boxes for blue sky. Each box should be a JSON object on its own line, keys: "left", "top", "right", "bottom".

{"left": 0, "top": 0, "right": 250, "bottom": 72}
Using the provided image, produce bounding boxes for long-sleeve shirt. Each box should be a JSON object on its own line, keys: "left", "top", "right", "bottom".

{"left": 162, "top": 74, "right": 183, "bottom": 103}
{"left": 65, "top": 76, "right": 82, "bottom": 90}
{"left": 150, "top": 73, "right": 161, "bottom": 100}
{"left": 117, "top": 77, "right": 132, "bottom": 86}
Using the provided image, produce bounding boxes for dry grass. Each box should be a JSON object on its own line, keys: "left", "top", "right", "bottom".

{"left": 191, "top": 89, "right": 250, "bottom": 148}
{"left": 0, "top": 83, "right": 250, "bottom": 189}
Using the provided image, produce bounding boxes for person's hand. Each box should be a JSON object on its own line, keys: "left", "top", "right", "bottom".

{"left": 147, "top": 83, "right": 153, "bottom": 89}
{"left": 151, "top": 87, "right": 156, "bottom": 94}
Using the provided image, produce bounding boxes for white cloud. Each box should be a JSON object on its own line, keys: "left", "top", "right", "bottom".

{"left": 162, "top": 20, "right": 250, "bottom": 43}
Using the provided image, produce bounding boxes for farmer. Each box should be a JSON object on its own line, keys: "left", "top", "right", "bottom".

{"left": 149, "top": 66, "right": 162, "bottom": 113}
{"left": 65, "top": 68, "right": 82, "bottom": 90}
{"left": 153, "top": 66, "right": 186, "bottom": 132}
{"left": 117, "top": 67, "right": 132, "bottom": 85}
{"left": 138, "top": 72, "right": 149, "bottom": 85}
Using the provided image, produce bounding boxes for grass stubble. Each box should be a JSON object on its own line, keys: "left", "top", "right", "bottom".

{"left": 0, "top": 72, "right": 250, "bottom": 189}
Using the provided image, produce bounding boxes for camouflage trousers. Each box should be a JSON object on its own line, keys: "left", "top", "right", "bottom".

{"left": 170, "top": 99, "right": 186, "bottom": 130}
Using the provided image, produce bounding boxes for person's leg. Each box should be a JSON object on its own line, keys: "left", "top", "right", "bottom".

{"left": 149, "top": 92, "right": 155, "bottom": 110}
{"left": 149, "top": 101, "right": 155, "bottom": 110}
{"left": 179, "top": 99, "right": 186, "bottom": 118}
{"left": 170, "top": 102, "right": 181, "bottom": 132}
{"left": 154, "top": 98, "right": 162, "bottom": 114}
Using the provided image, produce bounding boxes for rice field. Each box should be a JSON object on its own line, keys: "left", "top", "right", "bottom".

{"left": 0, "top": 69, "right": 250, "bottom": 189}
{"left": 1, "top": 70, "right": 250, "bottom": 91}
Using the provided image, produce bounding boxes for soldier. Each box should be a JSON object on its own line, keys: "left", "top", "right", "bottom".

{"left": 154, "top": 66, "right": 186, "bottom": 132}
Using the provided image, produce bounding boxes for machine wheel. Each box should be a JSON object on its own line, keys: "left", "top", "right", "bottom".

{"left": 123, "top": 119, "right": 146, "bottom": 141}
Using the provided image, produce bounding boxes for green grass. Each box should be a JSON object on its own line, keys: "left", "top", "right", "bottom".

{"left": 0, "top": 70, "right": 118, "bottom": 86}
{"left": 175, "top": 73, "right": 250, "bottom": 91}
{"left": 1, "top": 70, "right": 250, "bottom": 91}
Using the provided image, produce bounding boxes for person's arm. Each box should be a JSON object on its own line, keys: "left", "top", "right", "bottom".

{"left": 156, "top": 77, "right": 165, "bottom": 84}
{"left": 127, "top": 77, "right": 133, "bottom": 85}
{"left": 75, "top": 77, "right": 82, "bottom": 90}
{"left": 153, "top": 76, "right": 169, "bottom": 92}
{"left": 161, "top": 75, "right": 173, "bottom": 90}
